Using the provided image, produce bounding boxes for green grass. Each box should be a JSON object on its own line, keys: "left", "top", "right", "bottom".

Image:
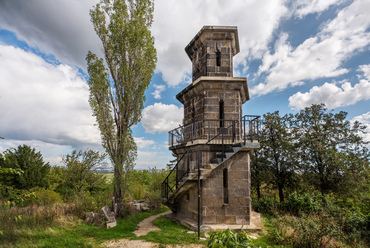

{"left": 139, "top": 216, "right": 207, "bottom": 246}
{"left": 0, "top": 208, "right": 172, "bottom": 248}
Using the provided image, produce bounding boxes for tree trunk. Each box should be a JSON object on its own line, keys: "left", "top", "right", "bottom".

{"left": 278, "top": 185, "right": 284, "bottom": 202}
{"left": 257, "top": 183, "right": 261, "bottom": 200}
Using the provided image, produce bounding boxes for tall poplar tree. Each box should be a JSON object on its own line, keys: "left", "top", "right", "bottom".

{"left": 86, "top": 0, "right": 156, "bottom": 216}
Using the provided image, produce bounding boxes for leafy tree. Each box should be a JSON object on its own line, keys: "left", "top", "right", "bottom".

{"left": 0, "top": 145, "right": 50, "bottom": 190}
{"left": 259, "top": 112, "right": 297, "bottom": 202}
{"left": 61, "top": 149, "right": 107, "bottom": 198}
{"left": 294, "top": 104, "right": 369, "bottom": 197}
{"left": 251, "top": 150, "right": 268, "bottom": 200}
{"left": 86, "top": 0, "right": 157, "bottom": 215}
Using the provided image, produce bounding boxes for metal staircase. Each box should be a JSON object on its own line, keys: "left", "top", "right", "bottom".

{"left": 161, "top": 115, "right": 260, "bottom": 210}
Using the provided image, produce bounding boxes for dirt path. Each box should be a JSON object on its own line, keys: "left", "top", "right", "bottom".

{"left": 103, "top": 210, "right": 205, "bottom": 248}
{"left": 133, "top": 210, "right": 171, "bottom": 237}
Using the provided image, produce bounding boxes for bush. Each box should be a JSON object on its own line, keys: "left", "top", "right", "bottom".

{"left": 280, "top": 193, "right": 322, "bottom": 215}
{"left": 27, "top": 189, "right": 63, "bottom": 206}
{"left": 207, "top": 228, "right": 254, "bottom": 248}
{"left": 252, "top": 196, "right": 278, "bottom": 215}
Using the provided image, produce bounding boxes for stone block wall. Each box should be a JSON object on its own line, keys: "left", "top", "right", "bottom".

{"left": 192, "top": 40, "right": 233, "bottom": 81}
{"left": 175, "top": 150, "right": 251, "bottom": 225}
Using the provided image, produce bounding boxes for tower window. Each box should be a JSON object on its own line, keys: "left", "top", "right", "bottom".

{"left": 223, "top": 168, "right": 229, "bottom": 204}
{"left": 216, "top": 51, "right": 221, "bottom": 67}
{"left": 219, "top": 100, "right": 224, "bottom": 127}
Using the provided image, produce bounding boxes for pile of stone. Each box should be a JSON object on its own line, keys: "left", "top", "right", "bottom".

{"left": 130, "top": 200, "right": 149, "bottom": 212}
{"left": 84, "top": 205, "right": 117, "bottom": 229}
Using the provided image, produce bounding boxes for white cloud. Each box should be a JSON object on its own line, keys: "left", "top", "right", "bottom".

{"left": 151, "top": 84, "right": 166, "bottom": 100}
{"left": 134, "top": 137, "right": 155, "bottom": 149}
{"left": 148, "top": 0, "right": 288, "bottom": 86}
{"left": 0, "top": 0, "right": 289, "bottom": 87}
{"left": 293, "top": 0, "right": 345, "bottom": 18}
{"left": 0, "top": 0, "right": 101, "bottom": 71}
{"left": 359, "top": 64, "right": 370, "bottom": 79}
{"left": 0, "top": 45, "right": 101, "bottom": 148}
{"left": 288, "top": 80, "right": 370, "bottom": 109}
{"left": 352, "top": 112, "right": 370, "bottom": 143}
{"left": 141, "top": 103, "right": 183, "bottom": 134}
{"left": 252, "top": 0, "right": 370, "bottom": 96}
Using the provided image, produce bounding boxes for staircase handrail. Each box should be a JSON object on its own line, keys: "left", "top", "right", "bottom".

{"left": 162, "top": 115, "right": 260, "bottom": 200}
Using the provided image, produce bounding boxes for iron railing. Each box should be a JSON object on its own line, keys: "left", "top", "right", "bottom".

{"left": 162, "top": 115, "right": 260, "bottom": 200}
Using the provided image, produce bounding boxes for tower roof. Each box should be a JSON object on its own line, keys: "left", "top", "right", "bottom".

{"left": 185, "top": 26, "right": 240, "bottom": 61}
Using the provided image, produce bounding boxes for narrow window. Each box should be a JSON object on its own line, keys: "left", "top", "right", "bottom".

{"left": 223, "top": 168, "right": 229, "bottom": 204}
{"left": 219, "top": 100, "right": 224, "bottom": 127}
{"left": 216, "top": 51, "right": 221, "bottom": 67}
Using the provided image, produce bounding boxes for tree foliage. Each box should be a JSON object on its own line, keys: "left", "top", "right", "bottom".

{"left": 61, "top": 149, "right": 107, "bottom": 197}
{"left": 252, "top": 104, "right": 369, "bottom": 201}
{"left": 86, "top": 0, "right": 157, "bottom": 216}
{"left": 256, "top": 111, "right": 297, "bottom": 202}
{"left": 294, "top": 104, "right": 369, "bottom": 196}
{"left": 0, "top": 145, "right": 50, "bottom": 191}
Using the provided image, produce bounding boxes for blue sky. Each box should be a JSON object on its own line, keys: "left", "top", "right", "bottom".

{"left": 0, "top": 0, "right": 369, "bottom": 169}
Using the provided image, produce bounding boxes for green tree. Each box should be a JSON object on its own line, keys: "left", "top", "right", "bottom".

{"left": 61, "top": 149, "right": 107, "bottom": 197}
{"left": 259, "top": 111, "right": 297, "bottom": 202}
{"left": 294, "top": 104, "right": 369, "bottom": 197}
{"left": 86, "top": 0, "right": 157, "bottom": 216}
{"left": 0, "top": 145, "right": 50, "bottom": 190}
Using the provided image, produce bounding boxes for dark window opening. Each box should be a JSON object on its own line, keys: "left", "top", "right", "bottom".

{"left": 219, "top": 100, "right": 224, "bottom": 127}
{"left": 216, "top": 51, "right": 221, "bottom": 67}
{"left": 223, "top": 168, "right": 229, "bottom": 204}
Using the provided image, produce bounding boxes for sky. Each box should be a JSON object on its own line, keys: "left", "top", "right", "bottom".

{"left": 0, "top": 0, "right": 369, "bottom": 169}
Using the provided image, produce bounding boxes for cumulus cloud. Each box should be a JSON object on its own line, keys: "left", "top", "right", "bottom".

{"left": 152, "top": 0, "right": 288, "bottom": 86}
{"left": 293, "top": 0, "right": 345, "bottom": 18}
{"left": 288, "top": 80, "right": 370, "bottom": 109}
{"left": 0, "top": 0, "right": 289, "bottom": 87}
{"left": 289, "top": 63, "right": 370, "bottom": 109}
{"left": 0, "top": 45, "right": 101, "bottom": 149}
{"left": 252, "top": 0, "right": 370, "bottom": 96}
{"left": 134, "top": 137, "right": 155, "bottom": 149}
{"left": 0, "top": 0, "right": 101, "bottom": 71}
{"left": 141, "top": 103, "right": 183, "bottom": 134}
{"left": 151, "top": 84, "right": 166, "bottom": 100}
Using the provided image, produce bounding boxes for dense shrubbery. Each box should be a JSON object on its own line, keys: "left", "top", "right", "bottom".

{"left": 253, "top": 193, "right": 370, "bottom": 247}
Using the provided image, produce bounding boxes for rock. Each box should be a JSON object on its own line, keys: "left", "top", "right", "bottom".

{"left": 85, "top": 212, "right": 95, "bottom": 223}
{"left": 102, "top": 205, "right": 116, "bottom": 223}
{"left": 102, "top": 205, "right": 117, "bottom": 228}
{"left": 84, "top": 212, "right": 104, "bottom": 227}
{"left": 130, "top": 200, "right": 149, "bottom": 212}
{"left": 106, "top": 220, "right": 117, "bottom": 229}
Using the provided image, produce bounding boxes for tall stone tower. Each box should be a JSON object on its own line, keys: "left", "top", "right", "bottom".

{"left": 162, "top": 26, "right": 260, "bottom": 230}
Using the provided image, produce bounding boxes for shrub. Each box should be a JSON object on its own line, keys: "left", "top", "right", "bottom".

{"left": 252, "top": 196, "right": 278, "bottom": 215}
{"left": 280, "top": 193, "right": 322, "bottom": 215}
{"left": 207, "top": 228, "right": 254, "bottom": 248}
{"left": 28, "top": 189, "right": 63, "bottom": 206}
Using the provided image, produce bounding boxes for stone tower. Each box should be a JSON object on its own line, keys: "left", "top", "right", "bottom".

{"left": 162, "top": 26, "right": 260, "bottom": 231}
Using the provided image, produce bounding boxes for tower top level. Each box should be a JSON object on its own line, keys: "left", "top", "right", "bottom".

{"left": 185, "top": 26, "right": 240, "bottom": 81}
